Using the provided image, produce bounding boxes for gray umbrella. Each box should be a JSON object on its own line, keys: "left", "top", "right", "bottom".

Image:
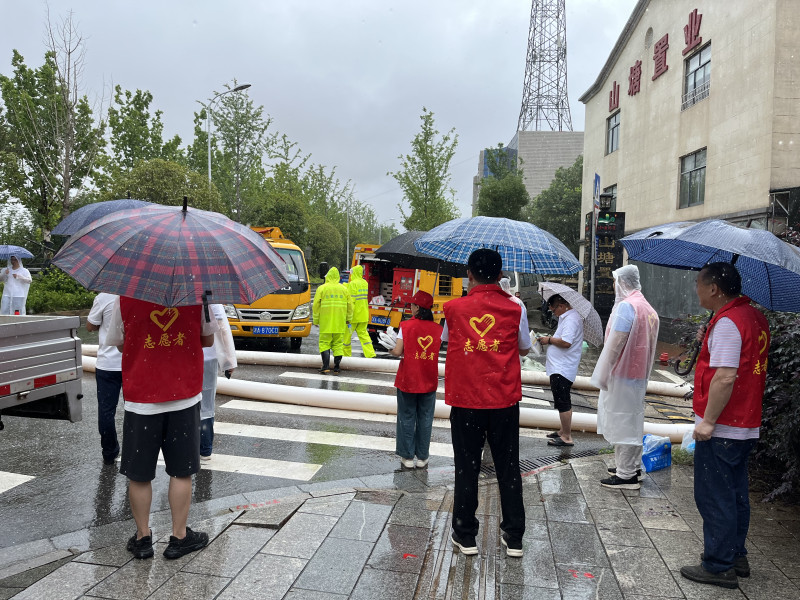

{"left": 538, "top": 281, "right": 604, "bottom": 347}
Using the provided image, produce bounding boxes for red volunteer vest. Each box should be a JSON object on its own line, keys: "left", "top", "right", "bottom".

{"left": 119, "top": 297, "right": 204, "bottom": 403}
{"left": 395, "top": 318, "right": 443, "bottom": 393}
{"left": 443, "top": 285, "right": 523, "bottom": 409}
{"left": 693, "top": 296, "right": 769, "bottom": 428}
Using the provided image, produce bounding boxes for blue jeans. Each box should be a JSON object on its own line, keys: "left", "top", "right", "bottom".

{"left": 95, "top": 369, "right": 123, "bottom": 461}
{"left": 200, "top": 417, "right": 215, "bottom": 457}
{"left": 694, "top": 436, "right": 757, "bottom": 573}
{"left": 395, "top": 390, "right": 436, "bottom": 460}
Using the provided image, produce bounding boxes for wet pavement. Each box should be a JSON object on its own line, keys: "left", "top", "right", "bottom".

{"left": 2, "top": 456, "right": 798, "bottom": 599}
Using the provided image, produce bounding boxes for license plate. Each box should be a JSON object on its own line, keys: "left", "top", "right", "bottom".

{"left": 252, "top": 326, "right": 279, "bottom": 335}
{"left": 371, "top": 315, "right": 391, "bottom": 326}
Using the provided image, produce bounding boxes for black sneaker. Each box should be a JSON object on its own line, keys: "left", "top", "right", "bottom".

{"left": 600, "top": 475, "right": 641, "bottom": 490}
{"left": 501, "top": 533, "right": 523, "bottom": 558}
{"left": 607, "top": 467, "right": 642, "bottom": 480}
{"left": 319, "top": 368, "right": 331, "bottom": 374}
{"left": 126, "top": 530, "right": 154, "bottom": 559}
{"left": 163, "top": 527, "right": 209, "bottom": 559}
{"left": 680, "top": 564, "right": 738, "bottom": 589}
{"left": 332, "top": 365, "right": 341, "bottom": 374}
{"left": 451, "top": 532, "right": 478, "bottom": 555}
{"left": 700, "top": 553, "right": 750, "bottom": 578}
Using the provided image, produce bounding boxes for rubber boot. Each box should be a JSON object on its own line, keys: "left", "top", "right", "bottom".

{"left": 333, "top": 355, "right": 342, "bottom": 374}
{"left": 319, "top": 350, "right": 331, "bottom": 374}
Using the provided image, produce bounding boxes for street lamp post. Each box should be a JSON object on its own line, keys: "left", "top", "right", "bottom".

{"left": 205, "top": 83, "right": 251, "bottom": 188}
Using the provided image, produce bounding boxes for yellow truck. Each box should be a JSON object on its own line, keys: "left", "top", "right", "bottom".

{"left": 223, "top": 227, "right": 312, "bottom": 349}
{"left": 348, "top": 243, "right": 463, "bottom": 341}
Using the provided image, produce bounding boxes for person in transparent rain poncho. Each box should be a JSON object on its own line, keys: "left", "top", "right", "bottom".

{"left": 591, "top": 265, "right": 659, "bottom": 490}
{"left": 0, "top": 255, "right": 33, "bottom": 315}
{"left": 199, "top": 304, "right": 237, "bottom": 461}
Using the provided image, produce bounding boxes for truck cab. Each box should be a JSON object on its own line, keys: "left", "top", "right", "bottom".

{"left": 348, "top": 243, "right": 462, "bottom": 342}
{"left": 223, "top": 227, "right": 312, "bottom": 349}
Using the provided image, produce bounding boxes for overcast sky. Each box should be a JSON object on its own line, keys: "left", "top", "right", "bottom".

{"left": 0, "top": 0, "right": 637, "bottom": 228}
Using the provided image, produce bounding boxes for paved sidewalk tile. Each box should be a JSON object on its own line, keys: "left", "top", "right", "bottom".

{"left": 555, "top": 565, "right": 624, "bottom": 599}
{"left": 9, "top": 561, "right": 115, "bottom": 600}
{"left": 328, "top": 500, "right": 393, "bottom": 543}
{"left": 549, "top": 521, "right": 609, "bottom": 568}
{"left": 182, "top": 524, "right": 275, "bottom": 578}
{"left": 349, "top": 567, "right": 419, "bottom": 599}
{"left": 261, "top": 513, "right": 339, "bottom": 559}
{"left": 646, "top": 529, "right": 703, "bottom": 571}
{"left": 626, "top": 497, "right": 693, "bottom": 532}
{"left": 146, "top": 572, "right": 230, "bottom": 600}
{"left": 590, "top": 506, "right": 653, "bottom": 549}
{"left": 498, "top": 583, "right": 562, "bottom": 599}
{"left": 283, "top": 591, "right": 348, "bottom": 600}
{"left": 293, "top": 537, "right": 374, "bottom": 595}
{"left": 543, "top": 493, "right": 593, "bottom": 524}
{"left": 367, "top": 523, "right": 430, "bottom": 574}
{"left": 604, "top": 544, "right": 683, "bottom": 597}
{"left": 297, "top": 495, "right": 354, "bottom": 518}
{"left": 539, "top": 466, "right": 581, "bottom": 495}
{"left": 216, "top": 554, "right": 307, "bottom": 600}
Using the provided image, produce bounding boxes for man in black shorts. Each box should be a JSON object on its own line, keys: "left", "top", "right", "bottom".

{"left": 107, "top": 297, "right": 217, "bottom": 559}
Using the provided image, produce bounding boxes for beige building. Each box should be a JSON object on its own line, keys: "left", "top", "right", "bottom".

{"left": 578, "top": 0, "right": 800, "bottom": 318}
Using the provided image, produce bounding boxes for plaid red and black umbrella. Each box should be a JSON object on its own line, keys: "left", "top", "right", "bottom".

{"left": 52, "top": 200, "right": 289, "bottom": 308}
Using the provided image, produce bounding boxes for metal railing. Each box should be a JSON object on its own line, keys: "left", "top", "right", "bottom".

{"left": 681, "top": 80, "right": 710, "bottom": 111}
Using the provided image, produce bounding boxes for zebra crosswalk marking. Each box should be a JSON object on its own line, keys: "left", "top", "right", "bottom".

{"left": 654, "top": 368, "right": 690, "bottom": 386}
{"left": 0, "top": 471, "right": 34, "bottom": 495}
{"left": 197, "top": 454, "right": 321, "bottom": 480}
{"left": 214, "top": 421, "right": 455, "bottom": 458}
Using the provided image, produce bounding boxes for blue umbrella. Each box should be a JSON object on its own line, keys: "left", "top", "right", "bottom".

{"left": 414, "top": 216, "right": 582, "bottom": 275}
{"left": 0, "top": 245, "right": 34, "bottom": 260}
{"left": 52, "top": 199, "right": 153, "bottom": 236}
{"left": 620, "top": 220, "right": 800, "bottom": 312}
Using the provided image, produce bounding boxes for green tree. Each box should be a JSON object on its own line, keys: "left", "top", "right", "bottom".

{"left": 526, "top": 155, "right": 583, "bottom": 256}
{"left": 206, "top": 82, "right": 275, "bottom": 219}
{"left": 104, "top": 158, "right": 222, "bottom": 212}
{"left": 476, "top": 143, "right": 530, "bottom": 220}
{"left": 106, "top": 85, "right": 183, "bottom": 176}
{"left": 388, "top": 107, "right": 460, "bottom": 231}
{"left": 0, "top": 22, "right": 105, "bottom": 237}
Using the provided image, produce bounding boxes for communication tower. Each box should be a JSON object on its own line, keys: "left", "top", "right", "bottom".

{"left": 517, "top": 0, "right": 573, "bottom": 132}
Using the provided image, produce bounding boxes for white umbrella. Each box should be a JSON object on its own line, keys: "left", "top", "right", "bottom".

{"left": 538, "top": 282, "right": 604, "bottom": 347}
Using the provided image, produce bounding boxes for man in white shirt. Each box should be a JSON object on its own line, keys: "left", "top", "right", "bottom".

{"left": 540, "top": 294, "right": 584, "bottom": 446}
{"left": 86, "top": 293, "right": 124, "bottom": 465}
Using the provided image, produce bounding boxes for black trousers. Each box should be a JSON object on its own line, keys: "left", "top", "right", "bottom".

{"left": 449, "top": 403, "right": 525, "bottom": 542}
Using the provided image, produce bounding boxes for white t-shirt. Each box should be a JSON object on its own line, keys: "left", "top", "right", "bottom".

{"left": 202, "top": 304, "right": 227, "bottom": 361}
{"left": 105, "top": 299, "right": 219, "bottom": 415}
{"left": 545, "top": 308, "right": 584, "bottom": 382}
{"left": 87, "top": 293, "right": 122, "bottom": 371}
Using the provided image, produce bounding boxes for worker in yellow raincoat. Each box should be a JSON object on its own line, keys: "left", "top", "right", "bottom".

{"left": 313, "top": 266, "right": 353, "bottom": 374}
{"left": 343, "top": 264, "right": 376, "bottom": 359}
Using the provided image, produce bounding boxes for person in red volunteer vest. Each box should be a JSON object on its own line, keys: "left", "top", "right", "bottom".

{"left": 106, "top": 297, "right": 218, "bottom": 560}
{"left": 680, "top": 262, "right": 770, "bottom": 590}
{"left": 386, "top": 290, "right": 442, "bottom": 469}
{"left": 442, "top": 249, "right": 532, "bottom": 558}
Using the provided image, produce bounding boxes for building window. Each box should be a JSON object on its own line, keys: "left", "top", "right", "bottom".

{"left": 601, "top": 184, "right": 617, "bottom": 211}
{"left": 679, "top": 149, "right": 706, "bottom": 208}
{"left": 606, "top": 112, "right": 620, "bottom": 154}
{"left": 682, "top": 43, "right": 711, "bottom": 110}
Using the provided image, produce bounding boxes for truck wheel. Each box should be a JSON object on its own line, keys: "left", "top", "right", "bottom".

{"left": 290, "top": 337, "right": 303, "bottom": 350}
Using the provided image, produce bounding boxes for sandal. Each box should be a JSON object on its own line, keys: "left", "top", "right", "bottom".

{"left": 546, "top": 431, "right": 561, "bottom": 439}
{"left": 547, "top": 438, "right": 574, "bottom": 447}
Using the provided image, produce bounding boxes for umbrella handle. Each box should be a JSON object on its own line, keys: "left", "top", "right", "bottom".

{"left": 672, "top": 311, "right": 714, "bottom": 376}
{"left": 202, "top": 290, "right": 212, "bottom": 323}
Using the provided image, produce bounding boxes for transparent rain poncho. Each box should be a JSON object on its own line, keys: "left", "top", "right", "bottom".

{"left": 0, "top": 255, "right": 33, "bottom": 315}
{"left": 591, "top": 265, "right": 660, "bottom": 445}
{"left": 201, "top": 303, "right": 237, "bottom": 420}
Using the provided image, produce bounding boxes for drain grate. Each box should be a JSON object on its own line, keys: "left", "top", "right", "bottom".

{"left": 479, "top": 449, "right": 599, "bottom": 478}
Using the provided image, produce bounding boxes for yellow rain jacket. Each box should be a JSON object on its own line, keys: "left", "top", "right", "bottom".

{"left": 313, "top": 267, "right": 353, "bottom": 334}
{"left": 346, "top": 264, "right": 370, "bottom": 323}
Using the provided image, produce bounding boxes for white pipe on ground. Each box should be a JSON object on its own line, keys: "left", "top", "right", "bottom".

{"left": 81, "top": 353, "right": 693, "bottom": 442}
{"left": 81, "top": 345, "right": 691, "bottom": 398}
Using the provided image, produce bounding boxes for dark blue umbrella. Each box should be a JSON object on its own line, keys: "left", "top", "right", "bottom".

{"left": 375, "top": 230, "right": 468, "bottom": 277}
{"left": 0, "top": 245, "right": 34, "bottom": 260}
{"left": 620, "top": 220, "right": 800, "bottom": 312}
{"left": 414, "top": 216, "right": 582, "bottom": 275}
{"left": 52, "top": 199, "right": 153, "bottom": 236}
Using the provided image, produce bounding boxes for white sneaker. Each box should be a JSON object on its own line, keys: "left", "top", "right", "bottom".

{"left": 416, "top": 458, "right": 429, "bottom": 468}
{"left": 401, "top": 458, "right": 415, "bottom": 468}
{"left": 200, "top": 455, "right": 212, "bottom": 462}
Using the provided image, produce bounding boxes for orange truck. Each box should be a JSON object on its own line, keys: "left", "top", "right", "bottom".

{"left": 348, "top": 243, "right": 463, "bottom": 341}
{"left": 223, "top": 227, "right": 312, "bottom": 349}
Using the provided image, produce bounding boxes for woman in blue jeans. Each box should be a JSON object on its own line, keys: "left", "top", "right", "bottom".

{"left": 382, "top": 291, "right": 442, "bottom": 469}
